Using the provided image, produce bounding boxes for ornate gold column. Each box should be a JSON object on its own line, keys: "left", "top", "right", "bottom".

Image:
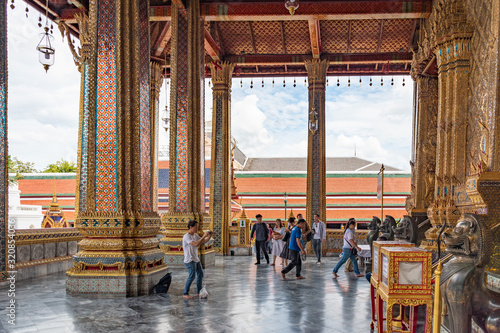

{"left": 407, "top": 76, "right": 438, "bottom": 220}
{"left": 209, "top": 61, "right": 234, "bottom": 255}
{"left": 150, "top": 63, "right": 163, "bottom": 212}
{"left": 160, "top": 0, "right": 215, "bottom": 267}
{"left": 305, "top": 59, "right": 329, "bottom": 229}
{"left": 0, "top": 0, "right": 8, "bottom": 281}
{"left": 66, "top": 0, "right": 167, "bottom": 296}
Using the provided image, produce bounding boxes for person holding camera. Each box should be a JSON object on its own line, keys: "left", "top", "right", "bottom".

{"left": 332, "top": 218, "right": 364, "bottom": 278}
{"left": 312, "top": 214, "right": 326, "bottom": 264}
{"left": 182, "top": 220, "right": 212, "bottom": 299}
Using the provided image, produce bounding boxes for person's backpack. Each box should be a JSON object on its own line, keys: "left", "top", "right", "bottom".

{"left": 155, "top": 272, "right": 172, "bottom": 294}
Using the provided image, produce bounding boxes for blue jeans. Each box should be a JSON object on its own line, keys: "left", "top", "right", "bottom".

{"left": 333, "top": 247, "right": 360, "bottom": 275}
{"left": 184, "top": 261, "right": 204, "bottom": 295}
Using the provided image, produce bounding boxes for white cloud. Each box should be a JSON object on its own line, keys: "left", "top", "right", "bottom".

{"left": 5, "top": 10, "right": 413, "bottom": 173}
{"left": 7, "top": 8, "right": 80, "bottom": 171}
{"left": 232, "top": 95, "right": 273, "bottom": 152}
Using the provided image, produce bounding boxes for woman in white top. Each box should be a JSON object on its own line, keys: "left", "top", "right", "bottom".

{"left": 332, "top": 218, "right": 364, "bottom": 278}
{"left": 271, "top": 219, "right": 286, "bottom": 266}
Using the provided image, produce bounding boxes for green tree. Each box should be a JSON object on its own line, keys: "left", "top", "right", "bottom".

{"left": 8, "top": 155, "right": 37, "bottom": 184}
{"left": 43, "top": 159, "right": 77, "bottom": 173}
{"left": 8, "top": 155, "right": 37, "bottom": 173}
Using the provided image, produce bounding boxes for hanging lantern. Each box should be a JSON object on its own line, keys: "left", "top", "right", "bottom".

{"left": 309, "top": 108, "right": 318, "bottom": 133}
{"left": 402, "top": 78, "right": 406, "bottom": 86}
{"left": 337, "top": 78, "right": 340, "bottom": 87}
{"left": 284, "top": 0, "right": 299, "bottom": 15}
{"left": 240, "top": 78, "right": 242, "bottom": 88}
{"left": 162, "top": 78, "right": 170, "bottom": 131}
{"left": 293, "top": 78, "right": 296, "bottom": 87}
{"left": 283, "top": 78, "right": 286, "bottom": 87}
{"left": 262, "top": 78, "right": 264, "bottom": 88}
{"left": 250, "top": 79, "right": 253, "bottom": 89}
{"left": 37, "top": 27, "right": 55, "bottom": 72}
{"left": 370, "top": 77, "right": 372, "bottom": 86}
{"left": 10, "top": 0, "right": 15, "bottom": 9}
{"left": 161, "top": 106, "right": 170, "bottom": 131}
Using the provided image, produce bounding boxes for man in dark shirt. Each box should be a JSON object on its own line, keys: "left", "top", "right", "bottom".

{"left": 281, "top": 219, "right": 306, "bottom": 280}
{"left": 250, "top": 214, "right": 270, "bottom": 265}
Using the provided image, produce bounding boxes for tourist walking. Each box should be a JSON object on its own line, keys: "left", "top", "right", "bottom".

{"left": 332, "top": 218, "right": 364, "bottom": 278}
{"left": 250, "top": 214, "right": 270, "bottom": 265}
{"left": 279, "top": 217, "right": 296, "bottom": 266}
{"left": 271, "top": 219, "right": 286, "bottom": 266}
{"left": 182, "top": 220, "right": 213, "bottom": 299}
{"left": 281, "top": 219, "right": 307, "bottom": 280}
{"left": 311, "top": 214, "right": 326, "bottom": 264}
{"left": 297, "top": 213, "right": 311, "bottom": 261}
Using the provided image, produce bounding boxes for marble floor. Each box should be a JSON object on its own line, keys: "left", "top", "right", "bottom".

{"left": 0, "top": 256, "right": 392, "bottom": 332}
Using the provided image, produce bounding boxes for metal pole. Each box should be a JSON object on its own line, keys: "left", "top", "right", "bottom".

{"left": 381, "top": 164, "right": 385, "bottom": 219}
{"left": 284, "top": 192, "right": 287, "bottom": 220}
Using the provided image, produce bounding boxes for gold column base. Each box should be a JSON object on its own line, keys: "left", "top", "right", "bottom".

{"left": 160, "top": 212, "right": 215, "bottom": 267}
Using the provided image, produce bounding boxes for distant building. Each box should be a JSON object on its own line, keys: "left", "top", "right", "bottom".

{"left": 8, "top": 183, "right": 43, "bottom": 229}
{"left": 41, "top": 192, "right": 69, "bottom": 228}
{"left": 16, "top": 147, "right": 410, "bottom": 229}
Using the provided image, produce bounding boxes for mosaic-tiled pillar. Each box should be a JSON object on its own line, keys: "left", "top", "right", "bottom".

{"left": 209, "top": 61, "right": 234, "bottom": 255}
{"left": 150, "top": 63, "right": 163, "bottom": 212}
{"left": 0, "top": 0, "right": 8, "bottom": 281}
{"left": 66, "top": 0, "right": 168, "bottom": 296}
{"left": 407, "top": 76, "right": 438, "bottom": 242}
{"left": 305, "top": 59, "right": 329, "bottom": 234}
{"left": 422, "top": 38, "right": 471, "bottom": 251}
{"left": 160, "top": 0, "right": 215, "bottom": 267}
{"left": 411, "top": 76, "right": 438, "bottom": 212}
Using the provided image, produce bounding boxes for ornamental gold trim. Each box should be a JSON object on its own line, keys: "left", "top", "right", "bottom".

{"left": 15, "top": 255, "right": 73, "bottom": 269}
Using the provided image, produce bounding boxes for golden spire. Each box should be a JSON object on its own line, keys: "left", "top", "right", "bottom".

{"left": 239, "top": 199, "right": 248, "bottom": 219}
{"left": 288, "top": 208, "right": 295, "bottom": 219}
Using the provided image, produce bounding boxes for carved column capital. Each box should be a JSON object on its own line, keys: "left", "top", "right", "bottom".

{"left": 150, "top": 62, "right": 163, "bottom": 97}
{"left": 209, "top": 61, "right": 234, "bottom": 90}
{"left": 304, "top": 59, "right": 329, "bottom": 85}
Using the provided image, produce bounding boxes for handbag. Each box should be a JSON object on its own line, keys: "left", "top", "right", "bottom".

{"left": 345, "top": 236, "right": 358, "bottom": 256}
{"left": 282, "top": 231, "right": 290, "bottom": 243}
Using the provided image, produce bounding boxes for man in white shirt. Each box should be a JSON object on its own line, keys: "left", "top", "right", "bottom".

{"left": 312, "top": 214, "right": 326, "bottom": 264}
{"left": 182, "top": 220, "right": 212, "bottom": 299}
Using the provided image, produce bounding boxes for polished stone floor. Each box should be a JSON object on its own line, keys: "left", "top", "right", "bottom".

{"left": 0, "top": 256, "right": 384, "bottom": 332}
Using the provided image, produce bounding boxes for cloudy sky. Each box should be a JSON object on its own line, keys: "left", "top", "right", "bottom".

{"left": 7, "top": 7, "right": 413, "bottom": 172}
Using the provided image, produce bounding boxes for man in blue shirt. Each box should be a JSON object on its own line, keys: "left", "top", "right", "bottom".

{"left": 281, "top": 219, "right": 306, "bottom": 280}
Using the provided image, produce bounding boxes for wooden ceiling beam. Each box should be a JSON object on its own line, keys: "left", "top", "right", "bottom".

{"left": 204, "top": 28, "right": 223, "bottom": 61}
{"left": 149, "top": 1, "right": 432, "bottom": 21}
{"left": 154, "top": 22, "right": 172, "bottom": 57}
{"left": 407, "top": 19, "right": 418, "bottom": 51}
{"left": 280, "top": 21, "right": 287, "bottom": 54}
{"left": 66, "top": 0, "right": 85, "bottom": 10}
{"left": 213, "top": 22, "right": 225, "bottom": 56}
{"left": 347, "top": 21, "right": 352, "bottom": 53}
{"left": 171, "top": 0, "right": 185, "bottom": 9}
{"left": 248, "top": 22, "right": 257, "bottom": 54}
{"left": 376, "top": 20, "right": 384, "bottom": 53}
{"left": 225, "top": 52, "right": 412, "bottom": 66}
{"left": 308, "top": 19, "right": 321, "bottom": 59}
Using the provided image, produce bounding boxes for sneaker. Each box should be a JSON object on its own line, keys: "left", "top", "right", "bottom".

{"left": 316, "top": 261, "right": 321, "bottom": 265}
{"left": 255, "top": 262, "right": 260, "bottom": 265}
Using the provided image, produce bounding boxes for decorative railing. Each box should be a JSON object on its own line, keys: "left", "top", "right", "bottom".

{"left": 12, "top": 228, "right": 83, "bottom": 281}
